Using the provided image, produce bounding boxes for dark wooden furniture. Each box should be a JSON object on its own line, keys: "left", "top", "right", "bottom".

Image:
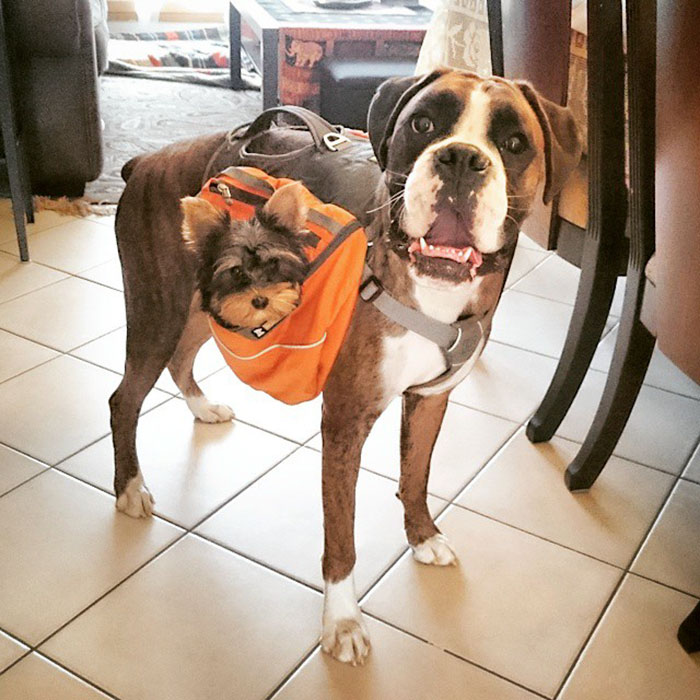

{"left": 488, "top": 0, "right": 630, "bottom": 449}
{"left": 0, "top": 0, "right": 33, "bottom": 261}
{"left": 228, "top": 0, "right": 430, "bottom": 110}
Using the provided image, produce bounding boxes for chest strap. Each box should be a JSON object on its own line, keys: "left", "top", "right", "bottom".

{"left": 359, "top": 265, "right": 494, "bottom": 390}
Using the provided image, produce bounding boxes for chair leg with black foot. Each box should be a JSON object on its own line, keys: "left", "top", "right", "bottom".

{"left": 526, "top": 0, "right": 628, "bottom": 444}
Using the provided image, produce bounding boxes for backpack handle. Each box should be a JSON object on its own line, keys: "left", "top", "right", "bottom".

{"left": 242, "top": 106, "right": 340, "bottom": 151}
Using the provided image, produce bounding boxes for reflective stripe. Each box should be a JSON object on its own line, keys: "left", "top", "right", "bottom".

{"left": 210, "top": 318, "right": 327, "bottom": 360}
{"left": 219, "top": 167, "right": 275, "bottom": 195}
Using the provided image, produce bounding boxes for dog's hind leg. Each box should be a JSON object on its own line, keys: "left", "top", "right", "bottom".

{"left": 110, "top": 307, "right": 186, "bottom": 518}
{"left": 168, "top": 302, "right": 234, "bottom": 423}
{"left": 399, "top": 390, "right": 457, "bottom": 566}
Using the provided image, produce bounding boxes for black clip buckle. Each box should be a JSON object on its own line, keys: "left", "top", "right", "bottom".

{"left": 359, "top": 275, "right": 384, "bottom": 304}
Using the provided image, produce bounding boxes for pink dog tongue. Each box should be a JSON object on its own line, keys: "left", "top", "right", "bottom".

{"left": 407, "top": 209, "right": 483, "bottom": 268}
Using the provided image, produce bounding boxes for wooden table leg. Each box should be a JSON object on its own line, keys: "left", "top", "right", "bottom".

{"left": 261, "top": 28, "right": 279, "bottom": 109}
{"left": 229, "top": 2, "right": 246, "bottom": 89}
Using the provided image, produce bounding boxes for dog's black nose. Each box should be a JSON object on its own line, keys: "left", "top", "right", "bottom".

{"left": 435, "top": 144, "right": 491, "bottom": 173}
{"left": 251, "top": 296, "right": 269, "bottom": 309}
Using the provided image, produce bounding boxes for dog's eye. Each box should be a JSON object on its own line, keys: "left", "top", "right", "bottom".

{"left": 229, "top": 267, "right": 248, "bottom": 286}
{"left": 502, "top": 133, "right": 528, "bottom": 154}
{"left": 411, "top": 116, "right": 434, "bottom": 134}
{"left": 265, "top": 259, "right": 279, "bottom": 275}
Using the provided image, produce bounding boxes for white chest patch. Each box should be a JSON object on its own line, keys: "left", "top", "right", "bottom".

{"left": 380, "top": 275, "right": 487, "bottom": 400}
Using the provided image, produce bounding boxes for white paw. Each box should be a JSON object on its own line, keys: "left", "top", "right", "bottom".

{"left": 411, "top": 533, "right": 458, "bottom": 566}
{"left": 115, "top": 473, "right": 154, "bottom": 518}
{"left": 185, "top": 395, "right": 235, "bottom": 423}
{"left": 321, "top": 617, "right": 371, "bottom": 666}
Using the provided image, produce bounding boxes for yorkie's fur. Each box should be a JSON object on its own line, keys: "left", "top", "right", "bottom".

{"left": 181, "top": 182, "right": 313, "bottom": 330}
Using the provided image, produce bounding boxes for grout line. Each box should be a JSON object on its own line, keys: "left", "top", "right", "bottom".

{"left": 551, "top": 440, "right": 698, "bottom": 699}
{"left": 264, "top": 644, "right": 320, "bottom": 699}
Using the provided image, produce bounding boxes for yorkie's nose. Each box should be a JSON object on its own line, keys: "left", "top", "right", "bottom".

{"left": 251, "top": 296, "right": 269, "bottom": 309}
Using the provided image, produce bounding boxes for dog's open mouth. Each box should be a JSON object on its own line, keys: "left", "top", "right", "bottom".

{"left": 407, "top": 208, "right": 484, "bottom": 276}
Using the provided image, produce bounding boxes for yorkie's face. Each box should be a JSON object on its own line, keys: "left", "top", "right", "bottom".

{"left": 181, "top": 182, "right": 312, "bottom": 329}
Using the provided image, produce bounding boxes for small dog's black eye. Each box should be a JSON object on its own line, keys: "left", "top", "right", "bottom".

{"left": 502, "top": 133, "right": 528, "bottom": 154}
{"left": 229, "top": 266, "right": 248, "bottom": 286}
{"left": 411, "top": 116, "right": 434, "bottom": 134}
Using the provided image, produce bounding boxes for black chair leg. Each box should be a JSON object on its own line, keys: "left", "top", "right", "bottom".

{"left": 527, "top": 0, "right": 628, "bottom": 444}
{"left": 564, "top": 269, "right": 655, "bottom": 490}
{"left": 526, "top": 230, "right": 625, "bottom": 443}
{"left": 678, "top": 601, "right": 700, "bottom": 654}
{"left": 0, "top": 0, "right": 30, "bottom": 260}
{"left": 565, "top": 0, "right": 657, "bottom": 491}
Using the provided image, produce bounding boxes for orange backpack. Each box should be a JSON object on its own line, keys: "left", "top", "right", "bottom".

{"left": 198, "top": 166, "right": 367, "bottom": 404}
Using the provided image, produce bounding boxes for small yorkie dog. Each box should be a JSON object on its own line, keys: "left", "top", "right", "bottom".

{"left": 181, "top": 181, "right": 313, "bottom": 331}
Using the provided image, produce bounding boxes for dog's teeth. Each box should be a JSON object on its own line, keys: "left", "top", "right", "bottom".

{"left": 429, "top": 245, "right": 435, "bottom": 251}
{"left": 420, "top": 237, "right": 427, "bottom": 250}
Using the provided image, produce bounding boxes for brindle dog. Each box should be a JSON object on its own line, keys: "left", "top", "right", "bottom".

{"left": 110, "top": 70, "right": 581, "bottom": 665}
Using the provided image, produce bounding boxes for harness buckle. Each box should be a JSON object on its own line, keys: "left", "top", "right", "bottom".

{"left": 323, "top": 132, "right": 351, "bottom": 152}
{"left": 359, "top": 275, "right": 384, "bottom": 304}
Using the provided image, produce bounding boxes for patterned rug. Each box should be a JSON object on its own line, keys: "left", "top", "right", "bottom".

{"left": 84, "top": 76, "right": 262, "bottom": 204}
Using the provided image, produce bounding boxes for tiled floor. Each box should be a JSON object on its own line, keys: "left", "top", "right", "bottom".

{"left": 0, "top": 205, "right": 698, "bottom": 699}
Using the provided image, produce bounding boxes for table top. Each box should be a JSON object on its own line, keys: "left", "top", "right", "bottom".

{"left": 233, "top": 0, "right": 433, "bottom": 30}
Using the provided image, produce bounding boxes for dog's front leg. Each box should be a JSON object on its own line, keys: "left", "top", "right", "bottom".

{"left": 400, "top": 391, "right": 457, "bottom": 566}
{"left": 320, "top": 397, "right": 381, "bottom": 666}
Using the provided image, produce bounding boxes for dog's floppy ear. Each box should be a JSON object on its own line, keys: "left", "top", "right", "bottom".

{"left": 180, "top": 196, "right": 228, "bottom": 252}
{"left": 262, "top": 181, "right": 309, "bottom": 232}
{"left": 368, "top": 69, "right": 447, "bottom": 170}
{"left": 516, "top": 82, "right": 583, "bottom": 204}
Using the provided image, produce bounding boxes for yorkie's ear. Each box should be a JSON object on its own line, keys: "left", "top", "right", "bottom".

{"left": 262, "top": 182, "right": 309, "bottom": 232}
{"left": 180, "top": 196, "right": 228, "bottom": 251}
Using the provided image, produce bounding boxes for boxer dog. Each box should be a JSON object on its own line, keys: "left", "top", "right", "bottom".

{"left": 110, "top": 70, "right": 581, "bottom": 665}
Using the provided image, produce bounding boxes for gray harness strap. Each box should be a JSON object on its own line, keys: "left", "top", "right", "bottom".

{"left": 359, "top": 265, "right": 494, "bottom": 390}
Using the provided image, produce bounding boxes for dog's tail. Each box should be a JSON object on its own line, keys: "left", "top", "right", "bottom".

{"left": 121, "top": 155, "right": 142, "bottom": 183}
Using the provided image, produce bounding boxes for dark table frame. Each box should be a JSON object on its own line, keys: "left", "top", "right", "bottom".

{"left": 229, "top": 0, "right": 431, "bottom": 109}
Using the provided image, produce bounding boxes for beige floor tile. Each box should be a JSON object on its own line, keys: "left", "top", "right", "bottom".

{"left": 77, "top": 259, "right": 124, "bottom": 291}
{"left": 505, "top": 246, "right": 549, "bottom": 288}
{"left": 559, "top": 575, "right": 700, "bottom": 700}
{"left": 556, "top": 370, "right": 700, "bottom": 473}
{"left": 0, "top": 209, "right": 76, "bottom": 244}
{"left": 85, "top": 213, "right": 116, "bottom": 229}
{"left": 341, "top": 399, "right": 517, "bottom": 501}
{"left": 458, "top": 431, "right": 674, "bottom": 567}
{"left": 273, "top": 616, "right": 538, "bottom": 700}
{"left": 41, "top": 535, "right": 322, "bottom": 700}
{"left": 0, "top": 355, "right": 169, "bottom": 465}
{"left": 0, "top": 329, "right": 58, "bottom": 383}
{"left": 60, "top": 399, "right": 297, "bottom": 528}
{"left": 200, "top": 369, "right": 323, "bottom": 443}
{"left": 0, "top": 277, "right": 125, "bottom": 352}
{"left": 0, "top": 470, "right": 180, "bottom": 645}
{"left": 197, "top": 447, "right": 446, "bottom": 595}
{"left": 512, "top": 253, "right": 581, "bottom": 304}
{"left": 491, "top": 290, "right": 574, "bottom": 358}
{"left": 364, "top": 506, "right": 621, "bottom": 697}
{"left": 591, "top": 327, "right": 700, "bottom": 400}
{"left": 0, "top": 630, "right": 28, "bottom": 673}
{"left": 0, "top": 218, "right": 118, "bottom": 273}
{"left": 631, "top": 479, "right": 700, "bottom": 597}
{"left": 450, "top": 341, "right": 558, "bottom": 423}
{"left": 0, "top": 251, "right": 67, "bottom": 304}
{"left": 517, "top": 232, "right": 545, "bottom": 251}
{"left": 0, "top": 444, "right": 47, "bottom": 496}
{"left": 70, "top": 328, "right": 225, "bottom": 395}
{"left": 0, "top": 653, "right": 110, "bottom": 699}
{"left": 683, "top": 443, "right": 700, "bottom": 483}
